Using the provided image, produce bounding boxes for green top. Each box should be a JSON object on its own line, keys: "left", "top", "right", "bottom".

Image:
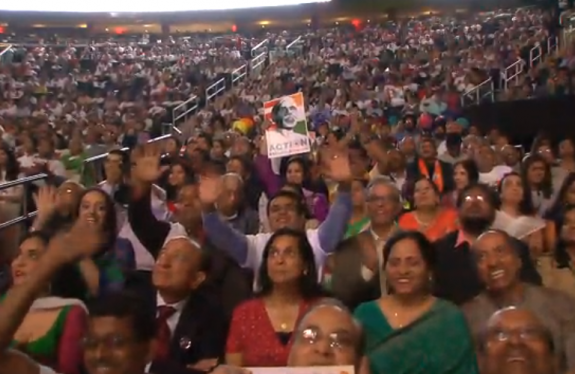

{"left": 61, "top": 153, "right": 86, "bottom": 173}
{"left": 354, "top": 298, "right": 479, "bottom": 374}
{"left": 344, "top": 216, "right": 371, "bottom": 239}
{"left": 0, "top": 292, "right": 73, "bottom": 361}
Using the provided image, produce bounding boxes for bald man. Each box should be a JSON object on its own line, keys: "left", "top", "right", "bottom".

{"left": 479, "top": 307, "right": 556, "bottom": 374}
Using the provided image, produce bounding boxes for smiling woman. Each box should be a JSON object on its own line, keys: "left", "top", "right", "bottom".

{"left": 0, "top": 0, "right": 330, "bottom": 12}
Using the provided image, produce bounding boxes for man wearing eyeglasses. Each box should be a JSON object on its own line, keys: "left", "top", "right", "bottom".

{"left": 433, "top": 183, "right": 541, "bottom": 305}
{"left": 478, "top": 307, "right": 557, "bottom": 374}
{"left": 210, "top": 299, "right": 367, "bottom": 374}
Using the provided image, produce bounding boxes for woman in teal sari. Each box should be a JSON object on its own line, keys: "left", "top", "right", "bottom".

{"left": 354, "top": 230, "right": 478, "bottom": 374}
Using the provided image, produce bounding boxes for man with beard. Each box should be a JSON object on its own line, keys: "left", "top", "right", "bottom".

{"left": 433, "top": 183, "right": 541, "bottom": 305}
{"left": 478, "top": 307, "right": 557, "bottom": 374}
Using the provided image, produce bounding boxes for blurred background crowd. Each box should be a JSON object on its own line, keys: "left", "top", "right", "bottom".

{"left": 1, "top": 0, "right": 575, "bottom": 374}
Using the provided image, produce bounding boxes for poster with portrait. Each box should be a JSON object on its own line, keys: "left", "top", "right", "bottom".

{"left": 247, "top": 366, "right": 354, "bottom": 374}
{"left": 263, "top": 92, "right": 311, "bottom": 159}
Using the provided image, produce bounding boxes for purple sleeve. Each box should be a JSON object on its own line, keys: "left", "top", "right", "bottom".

{"left": 57, "top": 306, "right": 87, "bottom": 374}
{"left": 312, "top": 193, "right": 329, "bottom": 222}
{"left": 254, "top": 155, "right": 282, "bottom": 197}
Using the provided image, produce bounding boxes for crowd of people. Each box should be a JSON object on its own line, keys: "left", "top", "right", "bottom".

{"left": 0, "top": 4, "right": 575, "bottom": 374}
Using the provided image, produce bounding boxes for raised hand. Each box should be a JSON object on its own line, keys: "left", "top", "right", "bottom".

{"left": 33, "top": 185, "right": 58, "bottom": 221}
{"left": 198, "top": 177, "right": 222, "bottom": 206}
{"left": 46, "top": 219, "right": 105, "bottom": 265}
{"left": 131, "top": 143, "right": 166, "bottom": 184}
{"left": 324, "top": 149, "right": 353, "bottom": 183}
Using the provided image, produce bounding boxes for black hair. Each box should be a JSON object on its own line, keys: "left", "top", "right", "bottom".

{"left": 497, "top": 172, "right": 536, "bottom": 216}
{"left": 453, "top": 159, "right": 480, "bottom": 187}
{"left": 166, "top": 159, "right": 195, "bottom": 201}
{"left": 19, "top": 230, "right": 51, "bottom": 247}
{"left": 257, "top": 228, "right": 326, "bottom": 299}
{"left": 545, "top": 172, "right": 575, "bottom": 220}
{"left": 0, "top": 143, "right": 20, "bottom": 181}
{"left": 227, "top": 155, "right": 251, "bottom": 176}
{"left": 382, "top": 230, "right": 437, "bottom": 275}
{"left": 521, "top": 154, "right": 553, "bottom": 199}
{"left": 283, "top": 157, "right": 309, "bottom": 181}
{"left": 404, "top": 176, "right": 441, "bottom": 209}
{"left": 553, "top": 204, "right": 575, "bottom": 269}
{"left": 75, "top": 188, "right": 118, "bottom": 256}
{"left": 266, "top": 190, "right": 307, "bottom": 217}
{"left": 87, "top": 291, "right": 156, "bottom": 342}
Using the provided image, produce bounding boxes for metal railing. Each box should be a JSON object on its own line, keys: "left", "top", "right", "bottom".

{"left": 0, "top": 173, "right": 48, "bottom": 231}
{"left": 461, "top": 78, "right": 495, "bottom": 106}
{"left": 501, "top": 59, "right": 525, "bottom": 91}
{"left": 0, "top": 44, "right": 14, "bottom": 65}
{"left": 529, "top": 43, "right": 542, "bottom": 67}
{"left": 251, "top": 38, "right": 269, "bottom": 58}
{"left": 206, "top": 77, "right": 226, "bottom": 103}
{"left": 171, "top": 94, "right": 199, "bottom": 128}
{"left": 548, "top": 36, "right": 559, "bottom": 56}
{"left": 231, "top": 64, "right": 248, "bottom": 85}
{"left": 80, "top": 134, "right": 174, "bottom": 186}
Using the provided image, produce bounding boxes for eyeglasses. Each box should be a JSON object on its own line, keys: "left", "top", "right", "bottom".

{"left": 296, "top": 327, "right": 354, "bottom": 350}
{"left": 367, "top": 195, "right": 397, "bottom": 204}
{"left": 487, "top": 327, "right": 547, "bottom": 343}
{"left": 463, "top": 195, "right": 485, "bottom": 202}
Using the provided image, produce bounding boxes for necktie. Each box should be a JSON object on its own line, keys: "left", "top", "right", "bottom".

{"left": 155, "top": 305, "right": 176, "bottom": 361}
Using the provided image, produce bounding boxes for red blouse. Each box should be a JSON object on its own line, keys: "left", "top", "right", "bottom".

{"left": 226, "top": 298, "right": 312, "bottom": 367}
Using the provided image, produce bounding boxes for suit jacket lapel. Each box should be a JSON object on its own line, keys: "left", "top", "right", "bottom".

{"left": 169, "top": 294, "right": 199, "bottom": 359}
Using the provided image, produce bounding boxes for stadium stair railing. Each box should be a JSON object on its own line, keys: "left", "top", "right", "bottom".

{"left": 81, "top": 34, "right": 304, "bottom": 186}
{"left": 0, "top": 173, "right": 48, "bottom": 231}
{"left": 464, "top": 35, "right": 560, "bottom": 106}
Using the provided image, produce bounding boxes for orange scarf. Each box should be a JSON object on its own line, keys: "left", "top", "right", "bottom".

{"left": 418, "top": 159, "right": 444, "bottom": 192}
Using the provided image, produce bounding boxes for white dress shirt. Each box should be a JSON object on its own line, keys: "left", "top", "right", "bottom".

{"left": 156, "top": 293, "right": 188, "bottom": 336}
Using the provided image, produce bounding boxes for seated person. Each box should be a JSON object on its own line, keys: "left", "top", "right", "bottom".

{"left": 463, "top": 230, "right": 575, "bottom": 374}
{"left": 2, "top": 232, "right": 87, "bottom": 374}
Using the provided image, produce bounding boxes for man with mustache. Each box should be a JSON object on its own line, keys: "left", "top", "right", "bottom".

{"left": 479, "top": 307, "right": 557, "bottom": 374}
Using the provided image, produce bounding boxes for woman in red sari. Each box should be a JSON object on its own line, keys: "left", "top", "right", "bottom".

{"left": 225, "top": 228, "right": 325, "bottom": 367}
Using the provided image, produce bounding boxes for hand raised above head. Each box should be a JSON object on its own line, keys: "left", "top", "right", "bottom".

{"left": 324, "top": 149, "right": 353, "bottom": 183}
{"left": 130, "top": 143, "right": 167, "bottom": 184}
{"left": 198, "top": 176, "right": 223, "bottom": 206}
{"left": 33, "top": 185, "right": 58, "bottom": 219}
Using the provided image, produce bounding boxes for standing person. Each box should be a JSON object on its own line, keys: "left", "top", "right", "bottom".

{"left": 354, "top": 231, "right": 479, "bottom": 374}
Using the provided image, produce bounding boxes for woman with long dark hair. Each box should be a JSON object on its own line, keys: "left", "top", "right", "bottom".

{"left": 540, "top": 204, "right": 575, "bottom": 298}
{"left": 2, "top": 232, "right": 86, "bottom": 374}
{"left": 225, "top": 228, "right": 325, "bottom": 367}
{"left": 521, "top": 153, "right": 555, "bottom": 215}
{"left": 492, "top": 172, "right": 546, "bottom": 256}
{"left": 49, "top": 187, "right": 134, "bottom": 300}
{"left": 354, "top": 230, "right": 478, "bottom": 374}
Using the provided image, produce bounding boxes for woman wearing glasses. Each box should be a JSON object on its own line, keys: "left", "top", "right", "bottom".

{"left": 354, "top": 230, "right": 479, "bottom": 374}
{"left": 225, "top": 228, "right": 325, "bottom": 367}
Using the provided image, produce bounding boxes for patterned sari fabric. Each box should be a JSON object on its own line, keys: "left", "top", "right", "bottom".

{"left": 354, "top": 299, "right": 479, "bottom": 374}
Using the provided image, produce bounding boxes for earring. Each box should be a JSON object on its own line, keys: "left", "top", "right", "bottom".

{"left": 303, "top": 270, "right": 308, "bottom": 275}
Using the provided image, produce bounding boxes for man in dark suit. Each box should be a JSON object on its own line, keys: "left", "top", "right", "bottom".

{"left": 406, "top": 136, "right": 454, "bottom": 193}
{"left": 148, "top": 236, "right": 228, "bottom": 374}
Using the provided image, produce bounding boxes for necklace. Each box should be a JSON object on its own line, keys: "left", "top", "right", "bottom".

{"left": 414, "top": 212, "right": 437, "bottom": 228}
{"left": 280, "top": 323, "right": 288, "bottom": 331}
